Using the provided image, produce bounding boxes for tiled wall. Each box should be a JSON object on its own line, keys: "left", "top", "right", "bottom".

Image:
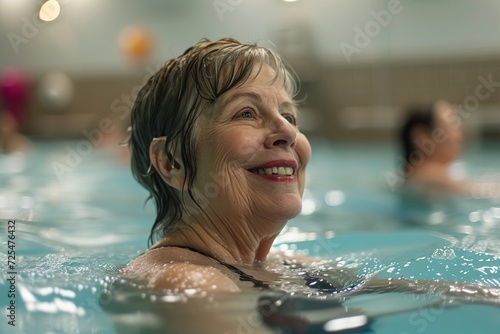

{"left": 21, "top": 75, "right": 142, "bottom": 138}
{"left": 311, "top": 57, "right": 500, "bottom": 140}
{"left": 19, "top": 57, "right": 500, "bottom": 141}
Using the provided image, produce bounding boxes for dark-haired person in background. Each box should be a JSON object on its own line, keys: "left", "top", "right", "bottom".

{"left": 399, "top": 100, "right": 467, "bottom": 198}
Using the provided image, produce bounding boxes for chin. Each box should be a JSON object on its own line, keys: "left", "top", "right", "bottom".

{"left": 271, "top": 197, "right": 303, "bottom": 221}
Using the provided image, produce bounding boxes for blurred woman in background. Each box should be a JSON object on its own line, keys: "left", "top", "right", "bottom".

{"left": 400, "top": 100, "right": 467, "bottom": 198}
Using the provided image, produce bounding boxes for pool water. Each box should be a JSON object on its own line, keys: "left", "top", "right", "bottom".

{"left": 1, "top": 139, "right": 499, "bottom": 333}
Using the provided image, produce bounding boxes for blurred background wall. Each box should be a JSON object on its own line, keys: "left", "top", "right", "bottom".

{"left": 1, "top": 0, "right": 499, "bottom": 142}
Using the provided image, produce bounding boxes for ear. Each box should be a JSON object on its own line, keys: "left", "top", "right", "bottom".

{"left": 149, "top": 139, "right": 186, "bottom": 191}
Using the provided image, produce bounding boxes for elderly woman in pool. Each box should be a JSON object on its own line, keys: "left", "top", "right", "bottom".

{"left": 125, "top": 38, "right": 311, "bottom": 293}
{"left": 123, "top": 39, "right": 500, "bottom": 307}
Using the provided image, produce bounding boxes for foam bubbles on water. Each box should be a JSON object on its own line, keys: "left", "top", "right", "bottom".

{"left": 432, "top": 248, "right": 457, "bottom": 260}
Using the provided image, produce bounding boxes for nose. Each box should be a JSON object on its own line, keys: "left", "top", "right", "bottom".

{"left": 264, "top": 115, "right": 297, "bottom": 149}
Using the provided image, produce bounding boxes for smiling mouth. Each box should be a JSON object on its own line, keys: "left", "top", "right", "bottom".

{"left": 249, "top": 166, "right": 294, "bottom": 176}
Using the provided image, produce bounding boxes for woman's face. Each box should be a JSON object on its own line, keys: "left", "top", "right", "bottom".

{"left": 433, "top": 101, "right": 464, "bottom": 163}
{"left": 192, "top": 65, "right": 311, "bottom": 226}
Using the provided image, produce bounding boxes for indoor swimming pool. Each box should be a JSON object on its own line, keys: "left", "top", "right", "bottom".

{"left": 1, "top": 139, "right": 499, "bottom": 333}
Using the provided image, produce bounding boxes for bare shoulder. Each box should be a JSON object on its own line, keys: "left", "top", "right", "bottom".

{"left": 124, "top": 247, "right": 240, "bottom": 293}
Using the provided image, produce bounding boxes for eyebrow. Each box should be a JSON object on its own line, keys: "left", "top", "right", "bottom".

{"left": 219, "top": 92, "right": 262, "bottom": 108}
{"left": 218, "top": 91, "right": 296, "bottom": 112}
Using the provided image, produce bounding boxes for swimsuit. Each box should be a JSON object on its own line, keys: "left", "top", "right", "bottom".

{"left": 158, "top": 245, "right": 365, "bottom": 294}
{"left": 160, "top": 246, "right": 271, "bottom": 289}
{"left": 149, "top": 246, "right": 371, "bottom": 332}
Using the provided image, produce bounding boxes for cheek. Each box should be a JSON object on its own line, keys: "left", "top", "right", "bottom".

{"left": 210, "top": 130, "right": 263, "bottom": 167}
{"left": 295, "top": 133, "right": 311, "bottom": 196}
{"left": 440, "top": 129, "right": 460, "bottom": 149}
{"left": 196, "top": 130, "right": 261, "bottom": 185}
{"left": 229, "top": 133, "right": 263, "bottom": 161}
{"left": 295, "top": 133, "right": 312, "bottom": 167}
{"left": 453, "top": 129, "right": 464, "bottom": 143}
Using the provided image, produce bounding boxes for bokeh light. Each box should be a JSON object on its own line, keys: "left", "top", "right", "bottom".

{"left": 39, "top": 0, "right": 61, "bottom": 22}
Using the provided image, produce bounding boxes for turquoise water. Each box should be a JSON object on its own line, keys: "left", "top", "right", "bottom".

{"left": 1, "top": 139, "right": 499, "bottom": 333}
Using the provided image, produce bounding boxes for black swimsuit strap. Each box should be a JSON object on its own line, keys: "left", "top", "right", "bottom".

{"left": 165, "top": 246, "right": 270, "bottom": 289}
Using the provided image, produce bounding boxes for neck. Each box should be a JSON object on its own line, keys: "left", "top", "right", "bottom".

{"left": 155, "top": 214, "right": 285, "bottom": 266}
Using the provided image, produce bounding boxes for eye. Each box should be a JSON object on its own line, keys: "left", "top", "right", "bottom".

{"left": 236, "top": 109, "right": 255, "bottom": 119}
{"left": 283, "top": 114, "right": 297, "bottom": 125}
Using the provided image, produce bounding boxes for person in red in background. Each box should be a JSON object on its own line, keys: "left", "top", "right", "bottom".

{"left": 0, "top": 67, "right": 31, "bottom": 153}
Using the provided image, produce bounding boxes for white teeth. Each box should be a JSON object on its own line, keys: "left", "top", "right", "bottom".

{"left": 253, "top": 167, "right": 294, "bottom": 176}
